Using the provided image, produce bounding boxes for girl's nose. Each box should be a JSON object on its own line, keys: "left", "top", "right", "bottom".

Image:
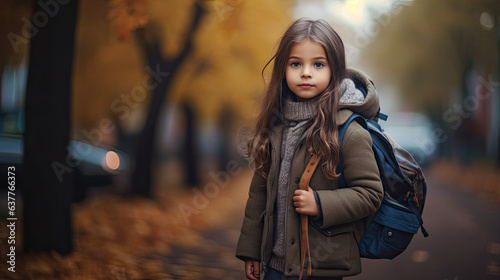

{"left": 301, "top": 70, "right": 312, "bottom": 79}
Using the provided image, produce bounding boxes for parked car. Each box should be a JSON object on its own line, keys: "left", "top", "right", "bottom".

{"left": 0, "top": 134, "right": 131, "bottom": 201}
{"left": 380, "top": 112, "right": 438, "bottom": 166}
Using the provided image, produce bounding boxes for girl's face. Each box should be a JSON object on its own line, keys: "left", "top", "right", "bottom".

{"left": 285, "top": 40, "right": 331, "bottom": 101}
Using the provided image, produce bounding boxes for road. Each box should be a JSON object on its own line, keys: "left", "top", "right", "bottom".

{"left": 350, "top": 170, "right": 500, "bottom": 280}
{"left": 163, "top": 169, "right": 500, "bottom": 279}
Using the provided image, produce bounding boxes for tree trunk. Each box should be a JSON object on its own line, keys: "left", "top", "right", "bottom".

{"left": 130, "top": 3, "right": 204, "bottom": 197}
{"left": 217, "top": 105, "right": 233, "bottom": 170}
{"left": 182, "top": 102, "right": 199, "bottom": 186}
{"left": 23, "top": 0, "right": 79, "bottom": 254}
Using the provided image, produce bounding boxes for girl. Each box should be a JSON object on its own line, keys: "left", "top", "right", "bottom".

{"left": 236, "top": 18, "right": 383, "bottom": 280}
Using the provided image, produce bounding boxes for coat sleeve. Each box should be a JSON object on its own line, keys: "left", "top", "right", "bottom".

{"left": 316, "top": 122, "right": 383, "bottom": 229}
{"left": 235, "top": 171, "right": 268, "bottom": 262}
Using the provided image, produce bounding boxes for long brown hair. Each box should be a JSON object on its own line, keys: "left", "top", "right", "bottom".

{"left": 247, "top": 18, "right": 347, "bottom": 179}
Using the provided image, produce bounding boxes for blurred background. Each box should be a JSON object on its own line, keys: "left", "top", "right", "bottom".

{"left": 0, "top": 0, "right": 499, "bottom": 279}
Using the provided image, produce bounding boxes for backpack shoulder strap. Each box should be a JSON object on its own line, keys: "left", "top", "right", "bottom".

{"left": 339, "top": 113, "right": 367, "bottom": 143}
{"left": 337, "top": 113, "right": 367, "bottom": 189}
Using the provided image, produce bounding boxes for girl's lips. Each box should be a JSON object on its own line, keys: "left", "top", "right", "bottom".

{"left": 299, "top": 84, "right": 314, "bottom": 89}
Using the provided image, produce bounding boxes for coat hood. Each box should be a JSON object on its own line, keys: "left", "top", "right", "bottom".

{"left": 337, "top": 68, "right": 380, "bottom": 125}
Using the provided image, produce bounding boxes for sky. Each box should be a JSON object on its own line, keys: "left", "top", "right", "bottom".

{"left": 293, "top": 0, "right": 414, "bottom": 27}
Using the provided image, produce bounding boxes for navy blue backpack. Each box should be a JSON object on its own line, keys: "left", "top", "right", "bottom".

{"left": 338, "top": 112, "right": 429, "bottom": 259}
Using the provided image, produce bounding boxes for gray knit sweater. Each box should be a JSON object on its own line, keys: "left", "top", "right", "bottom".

{"left": 269, "top": 78, "right": 364, "bottom": 272}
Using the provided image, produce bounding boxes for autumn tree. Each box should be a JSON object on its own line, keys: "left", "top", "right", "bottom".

{"left": 70, "top": 0, "right": 291, "bottom": 197}
{"left": 107, "top": 0, "right": 204, "bottom": 197}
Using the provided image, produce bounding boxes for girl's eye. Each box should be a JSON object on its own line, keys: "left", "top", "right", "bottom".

{"left": 314, "top": 62, "right": 325, "bottom": 68}
{"left": 290, "top": 62, "right": 301, "bottom": 67}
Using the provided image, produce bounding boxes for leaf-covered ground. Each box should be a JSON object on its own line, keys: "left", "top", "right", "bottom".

{"left": 0, "top": 172, "right": 251, "bottom": 280}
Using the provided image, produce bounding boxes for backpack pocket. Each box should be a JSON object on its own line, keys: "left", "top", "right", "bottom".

{"left": 359, "top": 200, "right": 420, "bottom": 259}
